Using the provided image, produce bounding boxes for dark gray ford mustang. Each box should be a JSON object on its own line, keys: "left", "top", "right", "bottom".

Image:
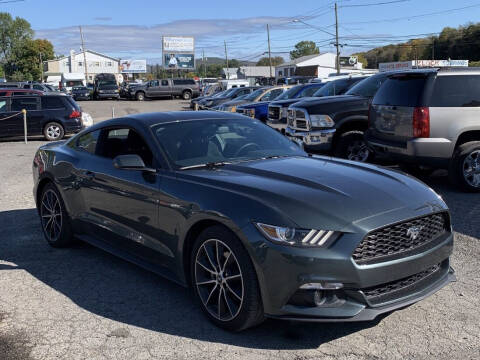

{"left": 33, "top": 111, "right": 455, "bottom": 331}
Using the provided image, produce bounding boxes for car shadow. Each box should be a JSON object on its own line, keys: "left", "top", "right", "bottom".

{"left": 0, "top": 208, "right": 382, "bottom": 350}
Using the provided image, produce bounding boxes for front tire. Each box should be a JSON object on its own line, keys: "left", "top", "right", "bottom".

{"left": 449, "top": 141, "right": 480, "bottom": 192}
{"left": 39, "top": 183, "right": 74, "bottom": 247}
{"left": 43, "top": 122, "right": 65, "bottom": 141}
{"left": 333, "top": 130, "right": 373, "bottom": 162}
{"left": 191, "top": 225, "right": 264, "bottom": 331}
{"left": 136, "top": 92, "right": 145, "bottom": 101}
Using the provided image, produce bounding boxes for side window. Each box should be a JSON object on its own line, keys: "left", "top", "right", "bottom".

{"left": 429, "top": 75, "right": 480, "bottom": 107}
{"left": 0, "top": 92, "right": 7, "bottom": 96}
{"left": 0, "top": 99, "right": 7, "bottom": 112}
{"left": 76, "top": 130, "right": 100, "bottom": 154}
{"left": 41, "top": 97, "right": 66, "bottom": 109}
{"left": 23, "top": 84, "right": 30, "bottom": 89}
{"left": 11, "top": 97, "right": 38, "bottom": 111}
{"left": 151, "top": 80, "right": 159, "bottom": 87}
{"left": 97, "top": 128, "right": 154, "bottom": 167}
{"left": 33, "top": 85, "right": 44, "bottom": 91}
{"left": 161, "top": 80, "right": 169, "bottom": 86}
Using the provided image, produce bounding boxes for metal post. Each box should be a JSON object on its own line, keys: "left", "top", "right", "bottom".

{"left": 267, "top": 24, "right": 273, "bottom": 79}
{"left": 224, "top": 40, "right": 229, "bottom": 80}
{"left": 335, "top": 3, "right": 340, "bottom": 75}
{"left": 79, "top": 26, "right": 89, "bottom": 84}
{"left": 22, "top": 109, "right": 27, "bottom": 144}
{"left": 39, "top": 52, "right": 43, "bottom": 82}
{"left": 112, "top": 106, "right": 115, "bottom": 118}
{"left": 203, "top": 49, "right": 206, "bottom": 78}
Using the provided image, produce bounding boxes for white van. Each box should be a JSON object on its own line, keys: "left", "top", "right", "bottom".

{"left": 60, "top": 73, "right": 86, "bottom": 93}
{"left": 218, "top": 79, "right": 249, "bottom": 90}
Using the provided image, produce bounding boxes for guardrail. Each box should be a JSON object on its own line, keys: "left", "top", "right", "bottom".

{"left": 0, "top": 109, "right": 27, "bottom": 143}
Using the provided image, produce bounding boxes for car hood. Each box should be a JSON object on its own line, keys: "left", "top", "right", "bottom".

{"left": 292, "top": 95, "right": 365, "bottom": 109}
{"left": 221, "top": 99, "right": 249, "bottom": 107}
{"left": 270, "top": 98, "right": 306, "bottom": 107}
{"left": 178, "top": 156, "right": 446, "bottom": 231}
{"left": 238, "top": 101, "right": 270, "bottom": 109}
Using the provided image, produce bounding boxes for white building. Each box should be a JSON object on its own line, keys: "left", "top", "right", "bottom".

{"left": 222, "top": 66, "right": 274, "bottom": 85}
{"left": 44, "top": 49, "right": 120, "bottom": 84}
{"left": 275, "top": 53, "right": 367, "bottom": 79}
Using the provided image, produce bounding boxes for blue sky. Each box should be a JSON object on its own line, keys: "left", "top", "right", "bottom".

{"left": 4, "top": 0, "right": 480, "bottom": 63}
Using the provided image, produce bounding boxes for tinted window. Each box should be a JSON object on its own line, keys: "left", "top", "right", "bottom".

{"left": 33, "top": 85, "right": 44, "bottom": 91}
{"left": 0, "top": 99, "right": 6, "bottom": 112}
{"left": 0, "top": 92, "right": 6, "bottom": 96}
{"left": 313, "top": 78, "right": 359, "bottom": 97}
{"left": 260, "top": 88, "right": 283, "bottom": 101}
{"left": 42, "top": 96, "right": 66, "bottom": 109}
{"left": 153, "top": 118, "right": 305, "bottom": 168}
{"left": 97, "top": 128, "right": 153, "bottom": 167}
{"left": 161, "top": 80, "right": 169, "bottom": 86}
{"left": 298, "top": 86, "right": 321, "bottom": 97}
{"left": 23, "top": 84, "right": 30, "bottom": 89}
{"left": 151, "top": 80, "right": 159, "bottom": 87}
{"left": 429, "top": 75, "right": 480, "bottom": 107}
{"left": 65, "top": 96, "right": 80, "bottom": 110}
{"left": 11, "top": 97, "right": 37, "bottom": 111}
{"left": 76, "top": 130, "right": 100, "bottom": 154}
{"left": 346, "top": 74, "right": 388, "bottom": 98}
{"left": 173, "top": 79, "right": 195, "bottom": 85}
{"left": 373, "top": 74, "right": 428, "bottom": 107}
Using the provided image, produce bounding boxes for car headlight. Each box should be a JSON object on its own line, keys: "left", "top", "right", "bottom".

{"left": 310, "top": 114, "right": 334, "bottom": 128}
{"left": 85, "top": 93, "right": 90, "bottom": 96}
{"left": 114, "top": 89, "right": 119, "bottom": 93}
{"left": 98, "top": 90, "right": 105, "bottom": 93}
{"left": 255, "top": 223, "right": 339, "bottom": 247}
{"left": 281, "top": 107, "right": 288, "bottom": 118}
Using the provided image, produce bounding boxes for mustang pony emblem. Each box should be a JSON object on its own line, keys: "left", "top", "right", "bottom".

{"left": 407, "top": 226, "right": 424, "bottom": 241}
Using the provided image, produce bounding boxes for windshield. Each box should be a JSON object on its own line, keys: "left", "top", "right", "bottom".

{"left": 243, "top": 88, "right": 265, "bottom": 101}
{"left": 345, "top": 74, "right": 386, "bottom": 98}
{"left": 65, "top": 80, "right": 84, "bottom": 87}
{"left": 73, "top": 86, "right": 87, "bottom": 91}
{"left": 153, "top": 118, "right": 306, "bottom": 168}
{"left": 274, "top": 85, "right": 303, "bottom": 100}
{"left": 313, "top": 78, "right": 363, "bottom": 97}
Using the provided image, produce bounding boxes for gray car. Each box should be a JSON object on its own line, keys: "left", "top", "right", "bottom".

{"left": 366, "top": 68, "right": 480, "bottom": 192}
{"left": 33, "top": 111, "right": 455, "bottom": 331}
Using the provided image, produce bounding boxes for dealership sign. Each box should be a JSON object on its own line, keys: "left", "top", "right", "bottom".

{"left": 339, "top": 56, "right": 358, "bottom": 67}
{"left": 379, "top": 60, "right": 469, "bottom": 72}
{"left": 119, "top": 59, "right": 147, "bottom": 73}
{"left": 162, "top": 36, "right": 194, "bottom": 52}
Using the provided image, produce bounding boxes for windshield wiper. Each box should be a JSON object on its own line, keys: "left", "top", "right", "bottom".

{"left": 179, "top": 161, "right": 231, "bottom": 170}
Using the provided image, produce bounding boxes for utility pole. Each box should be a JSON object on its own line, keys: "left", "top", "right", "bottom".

{"left": 335, "top": 3, "right": 340, "bottom": 75}
{"left": 432, "top": 38, "right": 435, "bottom": 60}
{"left": 79, "top": 26, "right": 89, "bottom": 83}
{"left": 224, "top": 40, "right": 229, "bottom": 79}
{"left": 39, "top": 52, "right": 43, "bottom": 82}
{"left": 202, "top": 49, "right": 206, "bottom": 78}
{"left": 267, "top": 24, "right": 273, "bottom": 79}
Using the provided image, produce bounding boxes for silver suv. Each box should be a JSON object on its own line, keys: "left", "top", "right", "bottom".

{"left": 366, "top": 68, "right": 480, "bottom": 192}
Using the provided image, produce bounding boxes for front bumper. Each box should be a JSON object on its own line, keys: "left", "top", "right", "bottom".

{"left": 285, "top": 127, "right": 335, "bottom": 151}
{"left": 240, "top": 220, "right": 454, "bottom": 322}
{"left": 267, "top": 118, "right": 287, "bottom": 131}
{"left": 97, "top": 93, "right": 119, "bottom": 99}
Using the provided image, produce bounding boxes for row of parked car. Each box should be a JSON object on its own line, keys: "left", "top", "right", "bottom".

{"left": 192, "top": 68, "right": 480, "bottom": 192}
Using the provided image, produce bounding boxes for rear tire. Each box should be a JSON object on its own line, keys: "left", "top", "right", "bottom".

{"left": 43, "top": 122, "right": 65, "bottom": 141}
{"left": 449, "top": 141, "right": 480, "bottom": 192}
{"left": 182, "top": 91, "right": 192, "bottom": 100}
{"left": 191, "top": 225, "right": 264, "bottom": 331}
{"left": 39, "top": 183, "right": 74, "bottom": 247}
{"left": 136, "top": 92, "right": 145, "bottom": 101}
{"left": 333, "top": 130, "right": 373, "bottom": 162}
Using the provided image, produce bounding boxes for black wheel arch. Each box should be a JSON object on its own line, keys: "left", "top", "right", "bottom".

{"left": 454, "top": 130, "right": 480, "bottom": 150}
{"left": 332, "top": 116, "right": 369, "bottom": 147}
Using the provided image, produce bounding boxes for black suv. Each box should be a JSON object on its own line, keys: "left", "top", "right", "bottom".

{"left": 0, "top": 94, "right": 83, "bottom": 141}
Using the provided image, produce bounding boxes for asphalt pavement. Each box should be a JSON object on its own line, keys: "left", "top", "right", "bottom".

{"left": 0, "top": 99, "right": 479, "bottom": 360}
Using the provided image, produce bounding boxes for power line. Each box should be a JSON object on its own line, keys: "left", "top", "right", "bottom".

{"left": 340, "top": 0, "right": 410, "bottom": 8}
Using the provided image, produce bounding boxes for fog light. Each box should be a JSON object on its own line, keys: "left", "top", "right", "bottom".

{"left": 314, "top": 290, "right": 325, "bottom": 306}
{"left": 300, "top": 282, "right": 343, "bottom": 290}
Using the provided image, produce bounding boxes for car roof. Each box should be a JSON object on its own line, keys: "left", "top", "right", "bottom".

{"left": 89, "top": 111, "right": 250, "bottom": 130}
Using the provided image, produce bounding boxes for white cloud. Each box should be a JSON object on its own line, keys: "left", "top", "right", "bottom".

{"left": 35, "top": 16, "right": 292, "bottom": 60}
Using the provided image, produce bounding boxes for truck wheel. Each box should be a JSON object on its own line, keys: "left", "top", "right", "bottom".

{"left": 333, "top": 131, "right": 373, "bottom": 163}
{"left": 449, "top": 141, "right": 480, "bottom": 192}
{"left": 44, "top": 122, "right": 65, "bottom": 141}
{"left": 182, "top": 91, "right": 192, "bottom": 100}
{"left": 136, "top": 92, "right": 145, "bottom": 101}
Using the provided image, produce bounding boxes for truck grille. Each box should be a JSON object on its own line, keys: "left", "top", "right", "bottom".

{"left": 362, "top": 262, "right": 445, "bottom": 306}
{"left": 236, "top": 108, "right": 244, "bottom": 114}
{"left": 295, "top": 119, "right": 308, "bottom": 129}
{"left": 268, "top": 106, "right": 281, "bottom": 120}
{"left": 287, "top": 108, "right": 309, "bottom": 130}
{"left": 352, "top": 212, "right": 449, "bottom": 265}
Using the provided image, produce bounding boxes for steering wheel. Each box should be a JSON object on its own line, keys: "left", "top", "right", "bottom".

{"left": 234, "top": 142, "right": 261, "bottom": 157}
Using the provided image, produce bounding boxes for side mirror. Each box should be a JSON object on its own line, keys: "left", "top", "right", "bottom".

{"left": 113, "top": 154, "right": 156, "bottom": 173}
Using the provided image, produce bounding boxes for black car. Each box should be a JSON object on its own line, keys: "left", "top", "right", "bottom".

{"left": 0, "top": 94, "right": 83, "bottom": 141}
{"left": 33, "top": 111, "right": 454, "bottom": 331}
{"left": 198, "top": 87, "right": 257, "bottom": 109}
{"left": 71, "top": 86, "right": 91, "bottom": 101}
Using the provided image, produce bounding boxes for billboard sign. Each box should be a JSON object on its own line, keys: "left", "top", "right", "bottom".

{"left": 119, "top": 59, "right": 147, "bottom": 73}
{"left": 164, "top": 53, "right": 195, "bottom": 69}
{"left": 339, "top": 56, "right": 358, "bottom": 67}
{"left": 379, "top": 59, "right": 469, "bottom": 72}
{"left": 163, "top": 36, "right": 194, "bottom": 52}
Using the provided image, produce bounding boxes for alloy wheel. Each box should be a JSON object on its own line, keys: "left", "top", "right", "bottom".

{"left": 346, "top": 140, "right": 370, "bottom": 162}
{"left": 463, "top": 150, "right": 480, "bottom": 188}
{"left": 40, "top": 189, "right": 63, "bottom": 242}
{"left": 46, "top": 125, "right": 61, "bottom": 140}
{"left": 194, "top": 239, "right": 244, "bottom": 322}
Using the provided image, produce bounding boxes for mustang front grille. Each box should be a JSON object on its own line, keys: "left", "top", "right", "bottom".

{"left": 352, "top": 212, "right": 449, "bottom": 265}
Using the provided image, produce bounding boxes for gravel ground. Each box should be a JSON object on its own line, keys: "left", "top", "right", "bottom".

{"left": 0, "top": 100, "right": 479, "bottom": 360}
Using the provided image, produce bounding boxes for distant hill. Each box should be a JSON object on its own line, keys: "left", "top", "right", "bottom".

{"left": 194, "top": 56, "right": 256, "bottom": 67}
{"left": 353, "top": 22, "right": 480, "bottom": 68}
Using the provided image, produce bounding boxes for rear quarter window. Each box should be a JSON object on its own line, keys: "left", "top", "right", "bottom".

{"left": 373, "top": 75, "right": 428, "bottom": 107}
{"left": 41, "top": 96, "right": 66, "bottom": 109}
{"left": 428, "top": 75, "right": 480, "bottom": 107}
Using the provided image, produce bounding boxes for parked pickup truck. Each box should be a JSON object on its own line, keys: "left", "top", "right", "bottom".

{"left": 130, "top": 78, "right": 200, "bottom": 101}
{"left": 285, "top": 73, "right": 392, "bottom": 162}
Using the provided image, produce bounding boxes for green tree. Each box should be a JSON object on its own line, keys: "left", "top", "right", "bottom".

{"left": 256, "top": 56, "right": 284, "bottom": 66}
{"left": 290, "top": 41, "right": 319, "bottom": 60}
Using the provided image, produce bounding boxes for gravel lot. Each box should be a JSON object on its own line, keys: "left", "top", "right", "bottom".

{"left": 0, "top": 100, "right": 479, "bottom": 360}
